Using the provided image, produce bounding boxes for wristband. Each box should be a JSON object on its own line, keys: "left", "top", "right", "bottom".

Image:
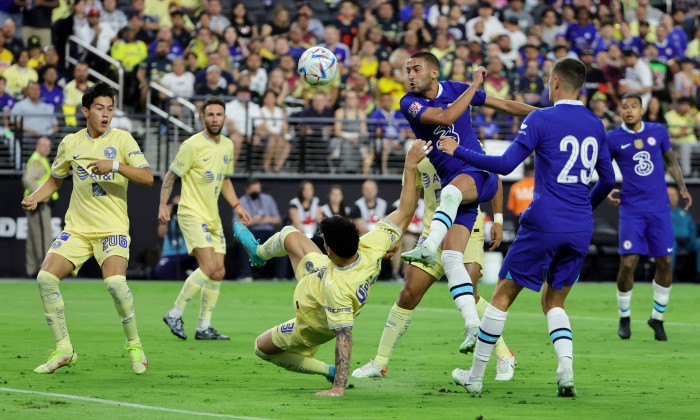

{"left": 233, "top": 202, "right": 241, "bottom": 209}
{"left": 112, "top": 160, "right": 120, "bottom": 172}
{"left": 494, "top": 213, "right": 503, "bottom": 225}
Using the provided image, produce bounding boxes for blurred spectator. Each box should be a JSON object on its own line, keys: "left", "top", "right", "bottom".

{"left": 186, "top": 26, "right": 218, "bottom": 69}
{"left": 62, "top": 61, "right": 92, "bottom": 112}
{"left": 295, "top": 92, "right": 333, "bottom": 172}
{"left": 473, "top": 106, "right": 515, "bottom": 140}
{"left": 0, "top": 31, "right": 13, "bottom": 76}
{"left": 601, "top": 44, "right": 624, "bottom": 106}
{"left": 207, "top": 0, "right": 230, "bottom": 35}
{"left": 404, "top": 16, "right": 432, "bottom": 48}
{"left": 673, "top": 58, "right": 698, "bottom": 102}
{"left": 294, "top": 14, "right": 317, "bottom": 46}
{"left": 644, "top": 43, "right": 672, "bottom": 105}
{"left": 351, "top": 179, "right": 387, "bottom": 235}
{"left": 503, "top": 0, "right": 533, "bottom": 32}
{"left": 261, "top": 4, "right": 290, "bottom": 37}
{"left": 296, "top": 2, "right": 325, "bottom": 41}
{"left": 580, "top": 49, "right": 604, "bottom": 103}
{"left": 430, "top": 33, "right": 452, "bottom": 66}
{"left": 235, "top": 179, "right": 285, "bottom": 282}
{"left": 377, "top": 1, "right": 402, "bottom": 48}
{"left": 136, "top": 38, "right": 172, "bottom": 108}
{"left": 507, "top": 157, "right": 534, "bottom": 220}
{"left": 3, "top": 19, "right": 23, "bottom": 58}
{"left": 653, "top": 24, "right": 683, "bottom": 65}
{"left": 335, "top": 0, "right": 359, "bottom": 51}
{"left": 495, "top": 33, "right": 518, "bottom": 69}
{"left": 427, "top": 0, "right": 450, "bottom": 27}
{"left": 686, "top": 26, "right": 700, "bottom": 61}
{"left": 466, "top": 38, "right": 485, "bottom": 67}
{"left": 375, "top": 59, "right": 406, "bottom": 111}
{"left": 320, "top": 25, "right": 350, "bottom": 68}
{"left": 399, "top": 0, "right": 426, "bottom": 23}
{"left": 618, "top": 21, "right": 645, "bottom": 56}
{"left": 515, "top": 59, "right": 544, "bottom": 107}
{"left": 541, "top": 8, "right": 564, "bottom": 48}
{"left": 565, "top": 6, "right": 598, "bottom": 56}
{"left": 644, "top": 96, "right": 666, "bottom": 124}
{"left": 321, "top": 185, "right": 350, "bottom": 218}
{"left": 592, "top": 22, "right": 615, "bottom": 55}
{"left": 620, "top": 47, "right": 653, "bottom": 109}
{"left": 466, "top": 2, "right": 503, "bottom": 44}
{"left": 39, "top": 65, "right": 63, "bottom": 111}
{"left": 483, "top": 57, "right": 510, "bottom": 100}
{"left": 288, "top": 26, "right": 310, "bottom": 61}
{"left": 184, "top": 50, "right": 198, "bottom": 73}
{"left": 590, "top": 93, "right": 619, "bottom": 130}
{"left": 331, "top": 90, "right": 366, "bottom": 174}
{"left": 21, "top": 0, "right": 55, "bottom": 49}
{"left": 26, "top": 36, "right": 45, "bottom": 70}
{"left": 289, "top": 180, "right": 323, "bottom": 239}
{"left": 668, "top": 185, "right": 700, "bottom": 274}
{"left": 194, "top": 50, "right": 235, "bottom": 94}
{"left": 160, "top": 57, "right": 194, "bottom": 98}
{"left": 358, "top": 39, "right": 379, "bottom": 78}
{"left": 259, "top": 90, "right": 290, "bottom": 173}
{"left": 148, "top": 26, "right": 184, "bottom": 62}
{"left": 154, "top": 195, "right": 198, "bottom": 281}
{"left": 110, "top": 92, "right": 132, "bottom": 132}
{"left": 38, "top": 45, "right": 66, "bottom": 87}
{"left": 230, "top": 2, "right": 258, "bottom": 39}
{"left": 348, "top": 74, "right": 374, "bottom": 114}
{"left": 75, "top": 8, "right": 115, "bottom": 54}
{"left": 100, "top": 0, "right": 126, "bottom": 35}
{"left": 110, "top": 23, "right": 148, "bottom": 72}
{"left": 4, "top": 49, "right": 38, "bottom": 99}
{"left": 625, "top": 0, "right": 662, "bottom": 27}
{"left": 370, "top": 92, "right": 411, "bottom": 174}
{"left": 0, "top": 76, "right": 17, "bottom": 113}
{"left": 170, "top": 10, "right": 192, "bottom": 51}
{"left": 240, "top": 53, "right": 267, "bottom": 97}
{"left": 224, "top": 87, "right": 258, "bottom": 165}
{"left": 0, "top": 4, "right": 22, "bottom": 39}
{"left": 445, "top": 5, "right": 466, "bottom": 42}
{"left": 503, "top": 17, "right": 526, "bottom": 52}
{"left": 278, "top": 53, "right": 299, "bottom": 91}
{"left": 196, "top": 65, "right": 227, "bottom": 97}
{"left": 11, "top": 80, "right": 57, "bottom": 136}
{"left": 447, "top": 57, "right": 468, "bottom": 83}
{"left": 666, "top": 97, "right": 700, "bottom": 145}
{"left": 222, "top": 26, "right": 247, "bottom": 72}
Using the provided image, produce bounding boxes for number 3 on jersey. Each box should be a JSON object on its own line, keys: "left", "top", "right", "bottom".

{"left": 557, "top": 135, "right": 599, "bottom": 184}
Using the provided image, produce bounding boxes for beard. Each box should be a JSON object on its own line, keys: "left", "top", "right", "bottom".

{"left": 205, "top": 121, "right": 222, "bottom": 136}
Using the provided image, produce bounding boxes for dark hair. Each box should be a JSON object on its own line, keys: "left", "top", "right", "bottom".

{"left": 82, "top": 81, "right": 115, "bottom": 109}
{"left": 319, "top": 216, "right": 359, "bottom": 258}
{"left": 621, "top": 92, "right": 643, "bottom": 106}
{"left": 201, "top": 96, "right": 226, "bottom": 114}
{"left": 410, "top": 51, "right": 440, "bottom": 70}
{"left": 678, "top": 96, "right": 693, "bottom": 105}
{"left": 297, "top": 180, "right": 313, "bottom": 203}
{"left": 246, "top": 177, "right": 260, "bottom": 187}
{"left": 551, "top": 57, "right": 586, "bottom": 92}
{"left": 262, "top": 89, "right": 277, "bottom": 100}
{"left": 328, "top": 184, "right": 347, "bottom": 218}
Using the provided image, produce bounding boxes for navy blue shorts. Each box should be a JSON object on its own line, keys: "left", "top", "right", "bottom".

{"left": 499, "top": 226, "right": 592, "bottom": 292}
{"left": 618, "top": 211, "right": 674, "bottom": 257}
{"left": 450, "top": 170, "right": 499, "bottom": 231}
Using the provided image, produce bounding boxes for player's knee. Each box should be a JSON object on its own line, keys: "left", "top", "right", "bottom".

{"left": 254, "top": 338, "right": 272, "bottom": 360}
{"left": 655, "top": 256, "right": 672, "bottom": 273}
{"left": 440, "top": 184, "right": 463, "bottom": 208}
{"left": 397, "top": 284, "right": 422, "bottom": 309}
{"left": 214, "top": 265, "right": 226, "bottom": 280}
{"left": 620, "top": 256, "right": 639, "bottom": 273}
{"left": 199, "top": 263, "right": 218, "bottom": 279}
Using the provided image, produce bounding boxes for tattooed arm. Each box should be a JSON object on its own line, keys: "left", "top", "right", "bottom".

{"left": 663, "top": 149, "right": 693, "bottom": 210}
{"left": 316, "top": 326, "right": 352, "bottom": 397}
{"left": 158, "top": 169, "right": 180, "bottom": 224}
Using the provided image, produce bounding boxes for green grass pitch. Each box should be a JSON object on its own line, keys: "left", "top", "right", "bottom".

{"left": 1, "top": 280, "right": 699, "bottom": 419}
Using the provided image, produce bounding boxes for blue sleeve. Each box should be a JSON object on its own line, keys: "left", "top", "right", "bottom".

{"left": 659, "top": 127, "right": 672, "bottom": 153}
{"left": 452, "top": 141, "right": 531, "bottom": 175}
{"left": 606, "top": 133, "right": 617, "bottom": 160}
{"left": 471, "top": 88, "right": 486, "bottom": 107}
{"left": 590, "top": 136, "right": 615, "bottom": 209}
{"left": 512, "top": 111, "right": 540, "bottom": 152}
{"left": 400, "top": 95, "right": 428, "bottom": 125}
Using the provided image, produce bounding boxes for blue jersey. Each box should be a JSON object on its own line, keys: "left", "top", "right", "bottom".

{"left": 400, "top": 81, "right": 487, "bottom": 185}
{"left": 565, "top": 23, "right": 599, "bottom": 55}
{"left": 618, "top": 37, "right": 645, "bottom": 56}
{"left": 40, "top": 83, "right": 64, "bottom": 112}
{"left": 606, "top": 122, "right": 671, "bottom": 215}
{"left": 514, "top": 100, "right": 609, "bottom": 233}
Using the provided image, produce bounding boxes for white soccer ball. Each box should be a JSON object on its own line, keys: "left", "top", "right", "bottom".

{"left": 297, "top": 47, "right": 338, "bottom": 86}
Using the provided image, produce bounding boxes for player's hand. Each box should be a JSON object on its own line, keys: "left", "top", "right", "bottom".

{"left": 472, "top": 66, "right": 487, "bottom": 86}
{"left": 87, "top": 160, "right": 114, "bottom": 175}
{"left": 21, "top": 196, "right": 37, "bottom": 211}
{"left": 606, "top": 188, "right": 620, "bottom": 206}
{"left": 489, "top": 222, "right": 503, "bottom": 251}
{"left": 383, "top": 241, "right": 401, "bottom": 260}
{"left": 315, "top": 387, "right": 344, "bottom": 397}
{"left": 407, "top": 139, "right": 432, "bottom": 165}
{"left": 681, "top": 188, "right": 693, "bottom": 210}
{"left": 235, "top": 205, "right": 253, "bottom": 225}
{"left": 158, "top": 203, "right": 171, "bottom": 224}
{"left": 437, "top": 136, "right": 459, "bottom": 156}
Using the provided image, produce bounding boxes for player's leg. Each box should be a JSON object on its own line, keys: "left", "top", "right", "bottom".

{"left": 646, "top": 211, "right": 674, "bottom": 341}
{"left": 235, "top": 223, "right": 320, "bottom": 275}
{"left": 187, "top": 247, "right": 229, "bottom": 340}
{"left": 616, "top": 213, "right": 645, "bottom": 339}
{"left": 255, "top": 321, "right": 334, "bottom": 381}
{"left": 542, "top": 283, "right": 576, "bottom": 397}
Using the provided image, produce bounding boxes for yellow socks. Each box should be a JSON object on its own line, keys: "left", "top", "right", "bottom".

{"left": 104, "top": 275, "right": 140, "bottom": 346}
{"left": 171, "top": 268, "right": 208, "bottom": 316}
{"left": 374, "top": 303, "right": 414, "bottom": 368}
{"left": 37, "top": 271, "right": 72, "bottom": 353}
{"left": 258, "top": 226, "right": 298, "bottom": 260}
{"left": 476, "top": 297, "right": 511, "bottom": 358}
{"left": 198, "top": 278, "right": 221, "bottom": 331}
{"left": 255, "top": 341, "right": 329, "bottom": 377}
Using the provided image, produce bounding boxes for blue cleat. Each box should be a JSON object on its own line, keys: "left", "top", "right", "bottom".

{"left": 327, "top": 365, "right": 335, "bottom": 383}
{"left": 233, "top": 223, "right": 267, "bottom": 268}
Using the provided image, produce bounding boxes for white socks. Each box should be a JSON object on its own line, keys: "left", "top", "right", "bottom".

{"left": 470, "top": 304, "right": 508, "bottom": 378}
{"left": 444, "top": 250, "right": 479, "bottom": 327}
{"left": 547, "top": 307, "right": 573, "bottom": 374}
{"left": 651, "top": 281, "right": 670, "bottom": 321}
{"left": 617, "top": 289, "right": 632, "bottom": 318}
{"left": 423, "top": 184, "right": 461, "bottom": 252}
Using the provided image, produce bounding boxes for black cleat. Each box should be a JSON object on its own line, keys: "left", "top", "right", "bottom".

{"left": 163, "top": 313, "right": 187, "bottom": 340}
{"left": 195, "top": 327, "right": 230, "bottom": 340}
{"left": 647, "top": 317, "right": 667, "bottom": 341}
{"left": 618, "top": 317, "right": 631, "bottom": 339}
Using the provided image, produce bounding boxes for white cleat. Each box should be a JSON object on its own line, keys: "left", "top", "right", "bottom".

{"left": 494, "top": 349, "right": 517, "bottom": 381}
{"left": 458, "top": 325, "right": 479, "bottom": 354}
{"left": 351, "top": 359, "right": 388, "bottom": 378}
{"left": 556, "top": 368, "right": 576, "bottom": 397}
{"left": 452, "top": 368, "right": 483, "bottom": 394}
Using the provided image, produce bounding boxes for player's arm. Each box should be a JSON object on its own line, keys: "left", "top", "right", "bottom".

{"left": 385, "top": 140, "right": 432, "bottom": 229}
{"left": 417, "top": 67, "right": 488, "bottom": 127}
{"left": 482, "top": 95, "right": 538, "bottom": 117}
{"left": 21, "top": 175, "right": 63, "bottom": 211}
{"left": 590, "top": 139, "right": 615, "bottom": 209}
{"left": 663, "top": 149, "right": 692, "bottom": 210}
{"left": 489, "top": 176, "right": 503, "bottom": 251}
{"left": 316, "top": 326, "right": 352, "bottom": 397}
{"left": 86, "top": 160, "right": 153, "bottom": 187}
{"left": 440, "top": 136, "right": 531, "bottom": 174}
{"left": 158, "top": 169, "right": 179, "bottom": 224}
{"left": 221, "top": 177, "right": 253, "bottom": 225}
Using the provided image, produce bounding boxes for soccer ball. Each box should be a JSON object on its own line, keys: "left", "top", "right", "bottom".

{"left": 298, "top": 47, "right": 338, "bottom": 86}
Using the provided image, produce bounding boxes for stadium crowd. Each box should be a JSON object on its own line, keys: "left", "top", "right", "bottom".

{"left": 1, "top": 0, "right": 700, "bottom": 174}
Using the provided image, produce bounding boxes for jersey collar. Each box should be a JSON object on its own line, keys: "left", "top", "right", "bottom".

{"left": 202, "top": 130, "right": 220, "bottom": 145}
{"left": 336, "top": 253, "right": 362, "bottom": 271}
{"left": 621, "top": 121, "right": 645, "bottom": 134}
{"left": 554, "top": 99, "right": 583, "bottom": 106}
{"left": 85, "top": 127, "right": 111, "bottom": 141}
{"left": 436, "top": 82, "right": 444, "bottom": 99}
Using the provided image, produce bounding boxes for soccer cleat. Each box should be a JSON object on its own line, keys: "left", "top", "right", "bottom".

{"left": 34, "top": 350, "right": 77, "bottom": 374}
{"left": 647, "top": 317, "right": 667, "bottom": 341}
{"left": 125, "top": 343, "right": 148, "bottom": 374}
{"left": 163, "top": 313, "right": 187, "bottom": 340}
{"left": 233, "top": 223, "right": 267, "bottom": 268}
{"left": 459, "top": 325, "right": 479, "bottom": 354}
{"left": 327, "top": 365, "right": 335, "bottom": 383}
{"left": 494, "top": 349, "right": 516, "bottom": 381}
{"left": 195, "top": 327, "right": 230, "bottom": 340}
{"left": 556, "top": 368, "right": 577, "bottom": 397}
{"left": 351, "top": 359, "right": 388, "bottom": 378}
{"left": 400, "top": 244, "right": 437, "bottom": 267}
{"left": 618, "top": 317, "right": 631, "bottom": 339}
{"left": 452, "top": 368, "right": 482, "bottom": 394}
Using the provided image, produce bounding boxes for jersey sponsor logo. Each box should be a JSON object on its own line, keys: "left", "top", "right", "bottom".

{"left": 433, "top": 126, "right": 460, "bottom": 144}
{"left": 128, "top": 151, "right": 143, "bottom": 157}
{"left": 634, "top": 139, "right": 644, "bottom": 149}
{"left": 92, "top": 183, "right": 106, "bottom": 197}
{"left": 101, "top": 234, "right": 128, "bottom": 251}
{"left": 667, "top": 247, "right": 673, "bottom": 253}
{"left": 57, "top": 232, "right": 71, "bottom": 241}
{"left": 355, "top": 272, "right": 379, "bottom": 304}
{"left": 521, "top": 123, "right": 527, "bottom": 129}
{"left": 76, "top": 166, "right": 90, "bottom": 180}
{"left": 280, "top": 321, "right": 294, "bottom": 333}
{"left": 621, "top": 143, "right": 631, "bottom": 149}
{"left": 623, "top": 240, "right": 632, "bottom": 250}
{"left": 633, "top": 151, "right": 653, "bottom": 176}
{"left": 51, "top": 240, "right": 62, "bottom": 248}
{"left": 205, "top": 234, "right": 212, "bottom": 242}
{"left": 104, "top": 147, "right": 117, "bottom": 159}
{"left": 324, "top": 306, "right": 351, "bottom": 313}
{"left": 421, "top": 173, "right": 430, "bottom": 188}
{"left": 647, "top": 137, "right": 657, "bottom": 146}
{"left": 203, "top": 171, "right": 215, "bottom": 183}
{"left": 407, "top": 101, "right": 423, "bottom": 118}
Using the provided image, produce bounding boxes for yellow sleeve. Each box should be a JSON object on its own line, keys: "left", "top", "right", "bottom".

{"left": 225, "top": 144, "right": 234, "bottom": 176}
{"left": 360, "top": 219, "right": 402, "bottom": 259}
{"left": 170, "top": 140, "right": 194, "bottom": 177}
{"left": 122, "top": 134, "right": 150, "bottom": 168}
{"left": 323, "top": 282, "right": 355, "bottom": 330}
{"left": 50, "top": 137, "right": 71, "bottom": 179}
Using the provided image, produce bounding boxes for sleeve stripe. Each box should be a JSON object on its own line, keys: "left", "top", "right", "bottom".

{"left": 137, "top": 164, "right": 150, "bottom": 168}
{"left": 329, "top": 322, "right": 354, "bottom": 330}
{"left": 379, "top": 218, "right": 403, "bottom": 237}
{"left": 170, "top": 167, "right": 184, "bottom": 177}
{"left": 50, "top": 171, "right": 69, "bottom": 179}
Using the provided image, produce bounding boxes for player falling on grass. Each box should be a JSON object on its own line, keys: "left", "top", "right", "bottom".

{"left": 399, "top": 51, "right": 536, "bottom": 352}
{"left": 439, "top": 58, "right": 615, "bottom": 396}
{"left": 352, "top": 156, "right": 518, "bottom": 380}
{"left": 606, "top": 93, "right": 692, "bottom": 341}
{"left": 233, "top": 140, "right": 430, "bottom": 397}
{"left": 21, "top": 82, "right": 154, "bottom": 374}
{"left": 160, "top": 97, "right": 252, "bottom": 341}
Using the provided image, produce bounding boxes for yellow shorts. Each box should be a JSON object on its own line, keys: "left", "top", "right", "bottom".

{"left": 270, "top": 317, "right": 335, "bottom": 358}
{"left": 48, "top": 230, "right": 130, "bottom": 276}
{"left": 411, "top": 210, "right": 485, "bottom": 280}
{"left": 178, "top": 214, "right": 226, "bottom": 255}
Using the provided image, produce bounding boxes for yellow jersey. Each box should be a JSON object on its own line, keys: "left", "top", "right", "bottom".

{"left": 295, "top": 219, "right": 402, "bottom": 340}
{"left": 50, "top": 128, "right": 150, "bottom": 234}
{"left": 170, "top": 132, "right": 234, "bottom": 230}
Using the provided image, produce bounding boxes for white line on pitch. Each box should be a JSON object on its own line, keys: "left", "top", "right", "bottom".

{"left": 0, "top": 387, "right": 274, "bottom": 420}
